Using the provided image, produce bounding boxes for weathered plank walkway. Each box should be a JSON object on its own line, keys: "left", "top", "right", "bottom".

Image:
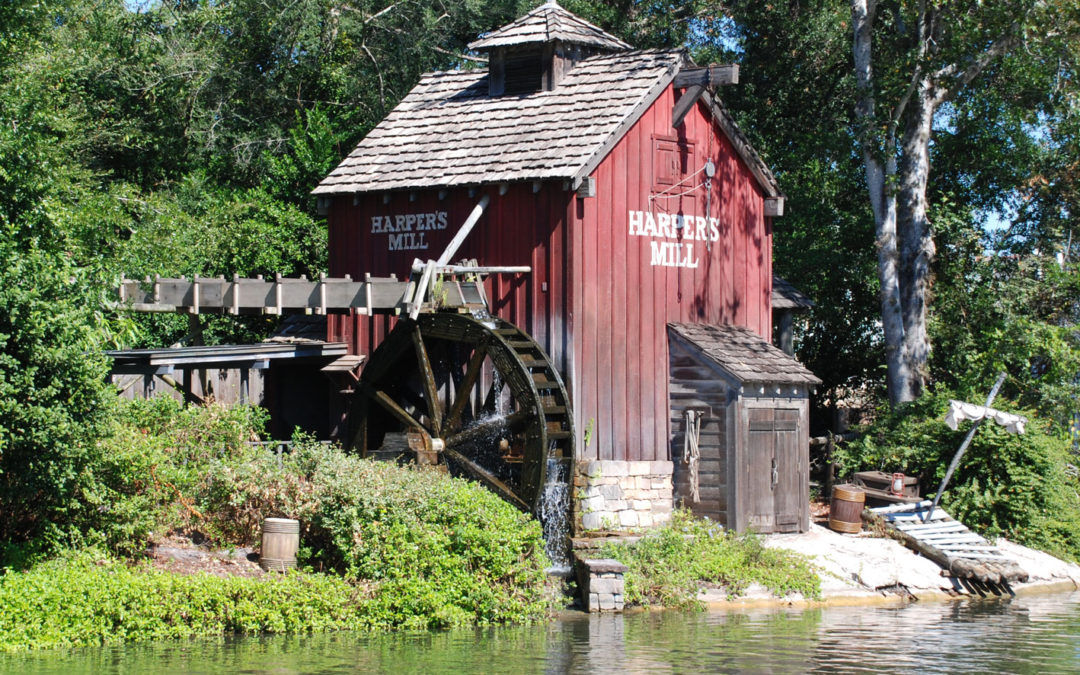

{"left": 869, "top": 501, "right": 1029, "bottom": 584}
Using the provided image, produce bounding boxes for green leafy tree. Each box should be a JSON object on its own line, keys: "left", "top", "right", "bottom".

{"left": 0, "top": 248, "right": 115, "bottom": 550}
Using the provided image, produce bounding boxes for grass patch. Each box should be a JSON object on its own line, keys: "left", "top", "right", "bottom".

{"left": 597, "top": 511, "right": 820, "bottom": 608}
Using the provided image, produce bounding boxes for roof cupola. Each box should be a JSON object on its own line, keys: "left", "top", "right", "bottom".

{"left": 468, "top": 0, "right": 630, "bottom": 96}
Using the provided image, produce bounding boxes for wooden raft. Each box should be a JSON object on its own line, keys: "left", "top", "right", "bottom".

{"left": 869, "top": 501, "right": 1029, "bottom": 584}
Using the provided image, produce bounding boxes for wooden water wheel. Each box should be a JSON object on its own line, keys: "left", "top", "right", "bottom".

{"left": 355, "top": 312, "right": 575, "bottom": 514}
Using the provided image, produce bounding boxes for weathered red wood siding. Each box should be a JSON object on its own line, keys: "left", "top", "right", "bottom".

{"left": 325, "top": 84, "right": 773, "bottom": 464}
{"left": 326, "top": 183, "right": 574, "bottom": 377}
{"left": 568, "top": 87, "right": 773, "bottom": 462}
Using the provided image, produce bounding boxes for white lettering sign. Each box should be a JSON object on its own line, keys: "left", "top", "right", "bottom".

{"left": 629, "top": 210, "right": 721, "bottom": 268}
{"left": 371, "top": 211, "right": 449, "bottom": 251}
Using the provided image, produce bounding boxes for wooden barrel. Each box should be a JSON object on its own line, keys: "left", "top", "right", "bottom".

{"left": 260, "top": 517, "right": 299, "bottom": 571}
{"left": 829, "top": 484, "right": 866, "bottom": 534}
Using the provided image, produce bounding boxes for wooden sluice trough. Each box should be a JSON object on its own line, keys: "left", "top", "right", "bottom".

{"left": 868, "top": 501, "right": 1029, "bottom": 585}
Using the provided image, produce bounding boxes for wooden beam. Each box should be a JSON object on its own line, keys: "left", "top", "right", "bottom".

{"left": 671, "top": 84, "right": 704, "bottom": 129}
{"left": 360, "top": 381, "right": 425, "bottom": 433}
{"left": 673, "top": 64, "right": 739, "bottom": 88}
{"left": 117, "top": 276, "right": 487, "bottom": 315}
{"left": 411, "top": 324, "right": 442, "bottom": 435}
{"left": 444, "top": 448, "right": 530, "bottom": 512}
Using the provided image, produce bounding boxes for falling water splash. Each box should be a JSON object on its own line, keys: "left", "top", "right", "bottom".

{"left": 469, "top": 307, "right": 498, "bottom": 329}
{"left": 539, "top": 443, "right": 571, "bottom": 572}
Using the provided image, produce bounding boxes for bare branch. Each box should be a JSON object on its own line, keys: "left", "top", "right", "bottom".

{"left": 890, "top": 0, "right": 930, "bottom": 128}
{"left": 361, "top": 42, "right": 384, "bottom": 103}
{"left": 931, "top": 23, "right": 1022, "bottom": 105}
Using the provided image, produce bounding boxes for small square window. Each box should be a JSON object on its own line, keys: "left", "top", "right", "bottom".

{"left": 653, "top": 136, "right": 694, "bottom": 189}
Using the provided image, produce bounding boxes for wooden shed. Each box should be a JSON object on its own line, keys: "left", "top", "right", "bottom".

{"left": 312, "top": 1, "right": 817, "bottom": 532}
{"left": 667, "top": 323, "right": 820, "bottom": 533}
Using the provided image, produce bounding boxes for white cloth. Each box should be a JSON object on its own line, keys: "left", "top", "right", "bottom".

{"left": 945, "top": 400, "right": 1027, "bottom": 434}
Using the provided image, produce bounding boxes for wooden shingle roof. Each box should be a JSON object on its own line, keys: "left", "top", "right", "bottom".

{"left": 772, "top": 276, "right": 814, "bottom": 310}
{"left": 315, "top": 3, "right": 784, "bottom": 198}
{"left": 314, "top": 49, "right": 683, "bottom": 194}
{"left": 468, "top": 1, "right": 630, "bottom": 52}
{"left": 668, "top": 322, "right": 821, "bottom": 386}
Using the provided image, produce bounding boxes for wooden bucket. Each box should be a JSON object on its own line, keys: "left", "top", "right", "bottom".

{"left": 260, "top": 517, "right": 299, "bottom": 572}
{"left": 829, "top": 484, "right": 866, "bottom": 534}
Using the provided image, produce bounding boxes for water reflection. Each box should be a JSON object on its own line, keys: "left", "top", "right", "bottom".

{"left": 4, "top": 593, "right": 1080, "bottom": 674}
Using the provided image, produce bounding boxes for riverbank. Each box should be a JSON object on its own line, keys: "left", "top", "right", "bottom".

{"left": 693, "top": 523, "right": 1080, "bottom": 610}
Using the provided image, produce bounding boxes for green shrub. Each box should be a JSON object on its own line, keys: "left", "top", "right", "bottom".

{"left": 0, "top": 550, "right": 373, "bottom": 652}
{"left": 597, "top": 511, "right": 820, "bottom": 608}
{"left": 836, "top": 388, "right": 1080, "bottom": 560}
{"left": 0, "top": 248, "right": 115, "bottom": 557}
{"left": 197, "top": 440, "right": 552, "bottom": 628}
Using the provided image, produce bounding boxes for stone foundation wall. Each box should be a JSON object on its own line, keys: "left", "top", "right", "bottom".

{"left": 574, "top": 460, "right": 674, "bottom": 532}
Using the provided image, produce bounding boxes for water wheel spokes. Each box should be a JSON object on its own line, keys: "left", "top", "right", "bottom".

{"left": 357, "top": 312, "right": 574, "bottom": 514}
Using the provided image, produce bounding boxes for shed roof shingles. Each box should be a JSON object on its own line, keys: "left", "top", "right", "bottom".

{"left": 772, "top": 276, "right": 815, "bottom": 309}
{"left": 668, "top": 322, "right": 821, "bottom": 386}
{"left": 314, "top": 50, "right": 681, "bottom": 195}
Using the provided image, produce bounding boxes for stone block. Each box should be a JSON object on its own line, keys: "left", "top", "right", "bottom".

{"left": 623, "top": 488, "right": 641, "bottom": 500}
{"left": 599, "top": 594, "right": 616, "bottom": 611}
{"left": 605, "top": 499, "right": 628, "bottom": 511}
{"left": 653, "top": 511, "right": 672, "bottom": 524}
{"left": 598, "top": 484, "right": 623, "bottom": 500}
{"left": 581, "top": 512, "right": 606, "bottom": 531}
{"left": 638, "top": 512, "right": 654, "bottom": 528}
{"left": 632, "top": 500, "right": 653, "bottom": 511}
{"left": 589, "top": 593, "right": 600, "bottom": 612}
{"left": 581, "top": 559, "right": 628, "bottom": 574}
{"left": 618, "top": 510, "right": 639, "bottom": 527}
{"left": 589, "top": 577, "right": 623, "bottom": 595}
{"left": 650, "top": 460, "right": 675, "bottom": 475}
{"left": 596, "top": 477, "right": 619, "bottom": 486}
{"left": 651, "top": 501, "right": 673, "bottom": 515}
{"left": 628, "top": 461, "right": 650, "bottom": 476}
{"left": 582, "top": 496, "right": 605, "bottom": 513}
{"left": 656, "top": 488, "right": 673, "bottom": 500}
{"left": 651, "top": 479, "right": 669, "bottom": 489}
{"left": 599, "top": 461, "right": 628, "bottom": 477}
{"left": 584, "top": 461, "right": 603, "bottom": 478}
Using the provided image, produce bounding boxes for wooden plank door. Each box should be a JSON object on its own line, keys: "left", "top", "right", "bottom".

{"left": 745, "top": 407, "right": 803, "bottom": 533}
{"left": 772, "top": 409, "right": 802, "bottom": 532}
{"left": 746, "top": 408, "right": 777, "bottom": 531}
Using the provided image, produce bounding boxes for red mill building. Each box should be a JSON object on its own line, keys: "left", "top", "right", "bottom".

{"left": 314, "top": 1, "right": 820, "bottom": 533}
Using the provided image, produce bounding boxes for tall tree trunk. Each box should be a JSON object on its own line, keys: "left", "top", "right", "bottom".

{"left": 852, "top": 0, "right": 911, "bottom": 407}
{"left": 897, "top": 82, "right": 937, "bottom": 402}
{"left": 849, "top": 0, "right": 1030, "bottom": 408}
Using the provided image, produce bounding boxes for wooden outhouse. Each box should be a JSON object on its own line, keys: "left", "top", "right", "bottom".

{"left": 667, "top": 323, "right": 820, "bottom": 533}
{"left": 312, "top": 1, "right": 819, "bottom": 532}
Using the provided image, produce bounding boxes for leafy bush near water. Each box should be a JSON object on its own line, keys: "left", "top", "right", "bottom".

{"left": 198, "top": 438, "right": 551, "bottom": 628}
{"left": 2, "top": 398, "right": 552, "bottom": 642}
{"left": 0, "top": 551, "right": 371, "bottom": 652}
{"left": 0, "top": 249, "right": 116, "bottom": 558}
{"left": 836, "top": 389, "right": 1080, "bottom": 561}
{"left": 597, "top": 511, "right": 821, "bottom": 608}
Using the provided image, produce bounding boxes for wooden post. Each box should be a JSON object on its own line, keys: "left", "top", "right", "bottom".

{"left": 436, "top": 194, "right": 491, "bottom": 266}
{"left": 777, "top": 310, "right": 794, "bottom": 356}
{"left": 824, "top": 430, "right": 835, "bottom": 502}
{"left": 925, "top": 372, "right": 1007, "bottom": 521}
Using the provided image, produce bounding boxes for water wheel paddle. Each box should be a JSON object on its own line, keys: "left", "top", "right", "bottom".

{"left": 356, "top": 312, "right": 574, "bottom": 515}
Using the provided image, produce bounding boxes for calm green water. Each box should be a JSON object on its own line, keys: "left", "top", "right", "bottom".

{"left": 4, "top": 592, "right": 1080, "bottom": 674}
